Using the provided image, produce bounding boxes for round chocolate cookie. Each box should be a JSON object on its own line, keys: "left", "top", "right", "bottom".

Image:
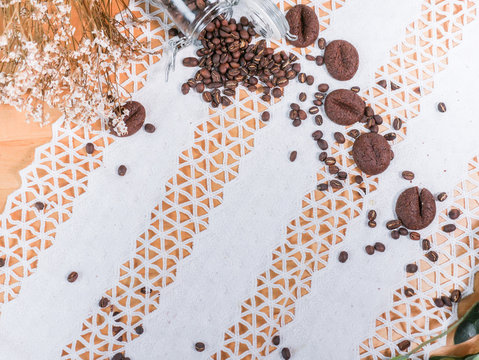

{"left": 286, "top": 5, "right": 319, "bottom": 48}
{"left": 109, "top": 101, "right": 146, "bottom": 137}
{"left": 352, "top": 133, "right": 393, "bottom": 175}
{"left": 324, "top": 40, "right": 359, "bottom": 81}
{"left": 324, "top": 89, "right": 365, "bottom": 126}
{"left": 395, "top": 187, "right": 436, "bottom": 230}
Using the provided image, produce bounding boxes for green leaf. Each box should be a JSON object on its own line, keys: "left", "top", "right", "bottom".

{"left": 430, "top": 354, "right": 479, "bottom": 360}
{"left": 455, "top": 302, "right": 479, "bottom": 344}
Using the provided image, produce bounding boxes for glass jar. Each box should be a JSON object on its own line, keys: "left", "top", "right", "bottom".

{"left": 153, "top": 0, "right": 296, "bottom": 74}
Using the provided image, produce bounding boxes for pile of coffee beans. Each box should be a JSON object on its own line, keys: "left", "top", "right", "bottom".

{"left": 181, "top": 16, "right": 301, "bottom": 108}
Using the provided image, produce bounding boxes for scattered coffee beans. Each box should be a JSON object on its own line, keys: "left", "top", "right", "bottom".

{"left": 144, "top": 123, "right": 156, "bottom": 133}
{"left": 384, "top": 133, "right": 396, "bottom": 141}
{"left": 405, "top": 263, "right": 418, "bottom": 273}
{"left": 85, "top": 142, "right": 95, "bottom": 154}
{"left": 437, "top": 192, "right": 448, "bottom": 202}
{"left": 289, "top": 151, "right": 298, "bottom": 162}
{"left": 261, "top": 111, "right": 271, "bottom": 122}
{"left": 281, "top": 347, "right": 292, "bottom": 359}
{"left": 450, "top": 289, "right": 462, "bottom": 303}
{"left": 441, "top": 295, "right": 452, "bottom": 307}
{"left": 397, "top": 340, "right": 411, "bottom": 351}
{"left": 374, "top": 242, "right": 385, "bottom": 252}
{"left": 422, "top": 239, "right": 431, "bottom": 251}
{"left": 334, "top": 132, "right": 345, "bottom": 144}
{"left": 425, "top": 251, "right": 439, "bottom": 262}
{"left": 393, "top": 118, "right": 403, "bottom": 130}
{"left": 391, "top": 82, "right": 400, "bottom": 91}
{"left": 448, "top": 209, "right": 461, "bottom": 220}
{"left": 409, "top": 232, "right": 420, "bottom": 241}
{"left": 391, "top": 230, "right": 400, "bottom": 239}
{"left": 386, "top": 220, "right": 401, "bottom": 230}
{"left": 354, "top": 175, "right": 363, "bottom": 184}
{"left": 377, "top": 80, "right": 387, "bottom": 88}
{"left": 135, "top": 325, "right": 144, "bottom": 335}
{"left": 437, "top": 102, "right": 447, "bottom": 113}
{"left": 118, "top": 165, "right": 127, "bottom": 176}
{"left": 338, "top": 251, "right": 349, "bottom": 263}
{"left": 368, "top": 210, "right": 377, "bottom": 221}
{"left": 443, "top": 224, "right": 456, "bottom": 233}
{"left": 318, "top": 37, "right": 326, "bottom": 49}
{"left": 99, "top": 297, "right": 109, "bottom": 308}
{"left": 368, "top": 220, "right": 377, "bottom": 228}
{"left": 351, "top": 86, "right": 360, "bottom": 93}
{"left": 399, "top": 228, "right": 409, "bottom": 236}
{"left": 272, "top": 335, "right": 281, "bottom": 346}
{"left": 0, "top": 258, "right": 5, "bottom": 267}
{"left": 67, "top": 271, "right": 78, "bottom": 283}
{"left": 195, "top": 342, "right": 205, "bottom": 352}
{"left": 34, "top": 201, "right": 45, "bottom": 211}
{"left": 402, "top": 171, "right": 415, "bottom": 181}
{"left": 404, "top": 288, "right": 415, "bottom": 297}
{"left": 330, "top": 180, "right": 343, "bottom": 189}
{"left": 434, "top": 297, "right": 444, "bottom": 308}
{"left": 315, "top": 115, "right": 323, "bottom": 125}
{"left": 365, "top": 245, "right": 375, "bottom": 255}
{"left": 299, "top": 92, "right": 307, "bottom": 102}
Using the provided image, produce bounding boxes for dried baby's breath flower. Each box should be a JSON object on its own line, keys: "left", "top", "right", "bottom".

{"left": 0, "top": 0, "right": 156, "bottom": 127}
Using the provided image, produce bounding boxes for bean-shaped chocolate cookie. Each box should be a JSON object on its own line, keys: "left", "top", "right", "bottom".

{"left": 324, "top": 89, "right": 365, "bottom": 126}
{"left": 110, "top": 101, "right": 146, "bottom": 137}
{"left": 324, "top": 40, "right": 359, "bottom": 81}
{"left": 286, "top": 5, "right": 319, "bottom": 48}
{"left": 395, "top": 187, "right": 436, "bottom": 230}
{"left": 352, "top": 133, "right": 393, "bottom": 175}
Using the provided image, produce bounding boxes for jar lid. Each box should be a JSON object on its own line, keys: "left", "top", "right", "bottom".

{"left": 241, "top": 0, "right": 296, "bottom": 41}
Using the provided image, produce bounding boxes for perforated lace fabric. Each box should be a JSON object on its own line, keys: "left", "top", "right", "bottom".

{"left": 0, "top": 0, "right": 478, "bottom": 359}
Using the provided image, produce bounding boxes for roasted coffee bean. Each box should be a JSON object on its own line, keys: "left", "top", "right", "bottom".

{"left": 313, "top": 100, "right": 323, "bottom": 106}
{"left": 368, "top": 220, "right": 377, "bottom": 228}
{"left": 409, "top": 232, "right": 420, "bottom": 241}
{"left": 399, "top": 227, "right": 409, "bottom": 236}
{"left": 85, "top": 142, "right": 95, "bottom": 154}
{"left": 291, "top": 103, "right": 300, "bottom": 111}
{"left": 351, "top": 86, "right": 360, "bottom": 93}
{"left": 422, "top": 239, "right": 431, "bottom": 251}
{"left": 354, "top": 175, "right": 363, "bottom": 184}
{"left": 318, "top": 37, "right": 326, "bottom": 49}
{"left": 364, "top": 106, "right": 374, "bottom": 117}
{"left": 391, "top": 82, "right": 400, "bottom": 90}
{"left": 181, "top": 83, "right": 190, "bottom": 95}
{"left": 441, "top": 296, "right": 452, "bottom": 307}
{"left": 314, "top": 92, "right": 325, "bottom": 100}
{"left": 135, "top": 325, "right": 144, "bottom": 335}
{"left": 289, "top": 110, "right": 298, "bottom": 120}
{"left": 0, "top": 258, "right": 5, "bottom": 267}
{"left": 391, "top": 230, "right": 400, "bottom": 239}
{"left": 281, "top": 347, "right": 291, "bottom": 360}
{"left": 309, "top": 106, "right": 319, "bottom": 114}
{"left": 262, "top": 94, "right": 271, "bottom": 102}
{"left": 202, "top": 91, "right": 212, "bottom": 103}
{"left": 434, "top": 297, "right": 444, "bottom": 308}
{"left": 112, "top": 354, "right": 124, "bottom": 360}
{"left": 299, "top": 92, "right": 307, "bottom": 102}
{"left": 312, "top": 130, "right": 323, "bottom": 140}
{"left": 272, "top": 335, "right": 281, "bottom": 346}
{"left": 369, "top": 125, "right": 379, "bottom": 133}
{"left": 195, "top": 342, "right": 205, "bottom": 352}
{"left": 317, "top": 183, "right": 329, "bottom": 191}
{"left": 450, "top": 289, "right": 462, "bottom": 303}
{"left": 330, "top": 180, "right": 343, "bottom": 189}
{"left": 324, "top": 157, "right": 335, "bottom": 165}
{"left": 397, "top": 340, "right": 410, "bottom": 351}
{"left": 449, "top": 209, "right": 461, "bottom": 220}
{"left": 406, "top": 263, "right": 418, "bottom": 273}
{"left": 99, "top": 297, "right": 109, "bottom": 308}
{"left": 315, "top": 115, "right": 323, "bottom": 125}
{"left": 67, "top": 271, "right": 78, "bottom": 283}
{"left": 183, "top": 57, "right": 199, "bottom": 67}
{"left": 377, "top": 79, "right": 387, "bottom": 88}
{"left": 272, "top": 88, "right": 283, "bottom": 98}
{"left": 290, "top": 151, "right": 298, "bottom": 162}
{"left": 324, "top": 40, "right": 359, "bottom": 81}
{"left": 144, "top": 123, "right": 156, "bottom": 133}
{"left": 384, "top": 133, "right": 396, "bottom": 141}
{"left": 306, "top": 75, "right": 314, "bottom": 85}
{"left": 315, "top": 56, "right": 324, "bottom": 66}
{"left": 437, "top": 192, "right": 448, "bottom": 202}
{"left": 337, "top": 171, "right": 347, "bottom": 180}
{"left": 318, "top": 83, "right": 329, "bottom": 92}
{"left": 348, "top": 129, "right": 360, "bottom": 139}
{"left": 261, "top": 111, "right": 271, "bottom": 122}
{"left": 373, "top": 115, "right": 383, "bottom": 125}
{"left": 404, "top": 288, "right": 415, "bottom": 297}
{"left": 365, "top": 245, "right": 375, "bottom": 255}
{"left": 34, "top": 201, "right": 45, "bottom": 211}
{"left": 319, "top": 152, "right": 328, "bottom": 162}
{"left": 338, "top": 251, "right": 349, "bottom": 263}
{"left": 306, "top": 54, "right": 316, "bottom": 61}
{"left": 393, "top": 117, "right": 403, "bottom": 130}
{"left": 298, "top": 73, "right": 306, "bottom": 83}
{"left": 425, "top": 251, "right": 439, "bottom": 262}
{"left": 368, "top": 210, "right": 377, "bottom": 221}
{"left": 317, "top": 139, "right": 328, "bottom": 150}
{"left": 118, "top": 165, "right": 127, "bottom": 176}
{"left": 402, "top": 171, "right": 415, "bottom": 180}
{"left": 443, "top": 224, "right": 456, "bottom": 233}
{"left": 292, "top": 119, "right": 301, "bottom": 127}
{"left": 328, "top": 165, "right": 339, "bottom": 175}
{"left": 298, "top": 110, "right": 307, "bottom": 120}
{"left": 334, "top": 132, "right": 345, "bottom": 144}
{"left": 374, "top": 242, "right": 385, "bottom": 252}
{"left": 437, "top": 102, "right": 447, "bottom": 113}
{"left": 386, "top": 220, "right": 402, "bottom": 230}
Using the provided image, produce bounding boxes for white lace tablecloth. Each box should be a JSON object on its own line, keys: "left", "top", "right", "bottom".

{"left": 1, "top": 0, "right": 479, "bottom": 359}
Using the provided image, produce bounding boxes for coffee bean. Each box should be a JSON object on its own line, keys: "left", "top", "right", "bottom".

{"left": 298, "top": 73, "right": 306, "bottom": 83}
{"left": 0, "top": 258, "right": 5, "bottom": 267}
{"left": 393, "top": 117, "right": 403, "bottom": 130}
{"left": 330, "top": 180, "right": 343, "bottom": 189}
{"left": 272, "top": 88, "right": 283, "bottom": 98}
{"left": 183, "top": 57, "right": 199, "bottom": 67}
{"left": 281, "top": 347, "right": 291, "bottom": 359}
{"left": 368, "top": 220, "right": 377, "bottom": 228}
{"left": 434, "top": 297, "right": 444, "bottom": 308}
{"left": 272, "top": 335, "right": 280, "bottom": 346}
{"left": 437, "top": 102, "right": 447, "bottom": 113}
{"left": 315, "top": 56, "right": 324, "bottom": 66}
{"left": 289, "top": 110, "right": 298, "bottom": 120}
{"left": 112, "top": 354, "right": 124, "bottom": 360}
{"left": 351, "top": 86, "right": 360, "bottom": 93}
{"left": 368, "top": 210, "right": 377, "bottom": 221}
{"left": 397, "top": 340, "right": 410, "bottom": 351}
{"left": 314, "top": 92, "right": 325, "bottom": 100}
{"left": 34, "top": 201, "right": 45, "bottom": 211}
{"left": 391, "top": 230, "right": 400, "bottom": 239}
{"left": 319, "top": 152, "right": 328, "bottom": 161}
{"left": 442, "top": 296, "right": 452, "bottom": 307}
{"left": 391, "top": 82, "right": 400, "bottom": 90}
{"left": 292, "top": 119, "right": 301, "bottom": 127}
{"left": 318, "top": 37, "right": 326, "bottom": 49}
{"left": 306, "top": 75, "right": 314, "bottom": 85}
{"left": 113, "top": 325, "right": 123, "bottom": 336}
{"left": 402, "top": 171, "right": 415, "bottom": 181}
{"left": 334, "top": 132, "right": 345, "bottom": 144}
{"left": 195, "top": 342, "right": 205, "bottom": 352}
{"left": 450, "top": 289, "right": 462, "bottom": 303}
{"left": 443, "top": 224, "right": 456, "bottom": 233}
{"left": 313, "top": 100, "right": 323, "bottom": 106}
{"left": 317, "top": 139, "right": 328, "bottom": 150}
{"left": 437, "top": 192, "right": 448, "bottom": 202}
{"left": 261, "top": 111, "right": 270, "bottom": 122}
{"left": 299, "top": 92, "right": 307, "bottom": 102}
{"left": 406, "top": 263, "right": 418, "bottom": 273}
{"left": 384, "top": 133, "right": 396, "bottom": 141}
{"left": 449, "top": 209, "right": 461, "bottom": 220}
{"left": 409, "top": 232, "right": 420, "bottom": 241}
{"left": 328, "top": 165, "right": 339, "bottom": 175}
{"left": 374, "top": 242, "right": 385, "bottom": 252}
{"left": 144, "top": 123, "right": 156, "bottom": 133}
{"left": 291, "top": 103, "right": 300, "bottom": 111}
{"left": 306, "top": 54, "right": 316, "bottom": 61}
{"left": 338, "top": 251, "right": 349, "bottom": 263}
{"left": 290, "top": 151, "right": 297, "bottom": 162}
{"left": 118, "top": 165, "right": 127, "bottom": 176}
{"left": 312, "top": 130, "right": 323, "bottom": 140}
{"left": 422, "top": 239, "right": 431, "bottom": 251}
{"left": 399, "top": 227, "right": 409, "bottom": 236}
{"left": 202, "top": 91, "right": 212, "bottom": 103}
{"left": 298, "top": 110, "right": 307, "bottom": 120}
{"left": 324, "top": 40, "right": 359, "bottom": 81}
{"left": 365, "top": 245, "right": 375, "bottom": 255}
{"left": 67, "top": 271, "right": 78, "bottom": 283}
{"left": 364, "top": 106, "right": 374, "bottom": 117}
{"left": 354, "top": 175, "right": 363, "bottom": 184}
{"left": 99, "top": 297, "right": 109, "bottom": 308}
{"left": 317, "top": 183, "right": 329, "bottom": 191}
{"left": 348, "top": 129, "right": 360, "bottom": 139}
{"left": 286, "top": 5, "right": 319, "bottom": 48}
{"left": 425, "top": 251, "right": 439, "bottom": 262}
{"left": 315, "top": 115, "right": 323, "bottom": 125}
{"left": 135, "top": 325, "right": 144, "bottom": 335}
{"left": 337, "top": 171, "right": 347, "bottom": 180}
{"left": 404, "top": 288, "right": 415, "bottom": 297}
{"left": 181, "top": 83, "right": 190, "bottom": 95}
{"left": 85, "top": 142, "right": 95, "bottom": 154}
{"left": 373, "top": 115, "right": 383, "bottom": 125}
{"left": 377, "top": 80, "right": 387, "bottom": 88}
{"left": 309, "top": 106, "right": 319, "bottom": 115}
{"left": 386, "top": 220, "right": 401, "bottom": 230}
{"left": 318, "top": 83, "right": 329, "bottom": 92}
